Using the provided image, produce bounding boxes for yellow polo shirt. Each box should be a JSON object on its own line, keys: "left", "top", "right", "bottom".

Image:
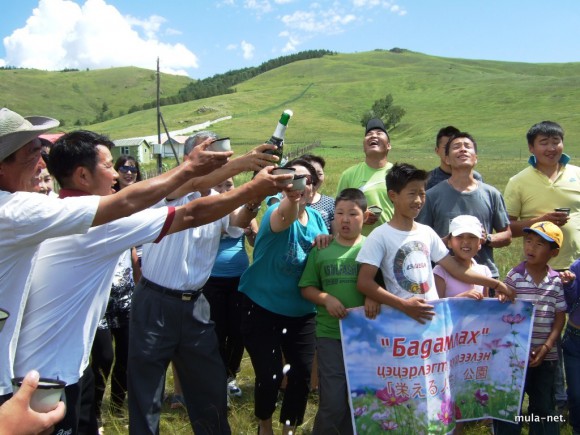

{"left": 504, "top": 161, "right": 580, "bottom": 270}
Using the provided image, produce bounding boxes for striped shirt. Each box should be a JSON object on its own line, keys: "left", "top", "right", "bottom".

{"left": 506, "top": 262, "right": 567, "bottom": 361}
{"left": 141, "top": 191, "right": 243, "bottom": 291}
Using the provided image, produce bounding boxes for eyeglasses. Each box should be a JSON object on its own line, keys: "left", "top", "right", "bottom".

{"left": 118, "top": 165, "right": 138, "bottom": 174}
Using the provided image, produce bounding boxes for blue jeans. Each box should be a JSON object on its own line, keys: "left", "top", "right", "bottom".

{"left": 494, "top": 359, "right": 560, "bottom": 435}
{"left": 563, "top": 325, "right": 580, "bottom": 434}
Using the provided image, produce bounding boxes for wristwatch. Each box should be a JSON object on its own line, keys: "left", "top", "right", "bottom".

{"left": 245, "top": 202, "right": 261, "bottom": 213}
{"left": 485, "top": 234, "right": 492, "bottom": 246}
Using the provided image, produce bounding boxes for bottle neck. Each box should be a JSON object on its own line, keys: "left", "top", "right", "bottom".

{"left": 273, "top": 122, "right": 287, "bottom": 140}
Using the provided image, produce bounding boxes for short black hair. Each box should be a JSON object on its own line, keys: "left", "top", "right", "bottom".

{"left": 48, "top": 130, "right": 114, "bottom": 186}
{"left": 300, "top": 153, "right": 326, "bottom": 169}
{"left": 435, "top": 126, "right": 460, "bottom": 147}
{"left": 386, "top": 163, "right": 428, "bottom": 193}
{"left": 445, "top": 132, "right": 478, "bottom": 156}
{"left": 526, "top": 121, "right": 564, "bottom": 146}
{"left": 335, "top": 188, "right": 367, "bottom": 212}
{"left": 284, "top": 157, "right": 319, "bottom": 187}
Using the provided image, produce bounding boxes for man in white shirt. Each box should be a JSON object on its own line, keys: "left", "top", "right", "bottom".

{"left": 13, "top": 130, "right": 288, "bottom": 433}
{"left": 0, "top": 107, "right": 231, "bottom": 409}
{"left": 128, "top": 131, "right": 271, "bottom": 435}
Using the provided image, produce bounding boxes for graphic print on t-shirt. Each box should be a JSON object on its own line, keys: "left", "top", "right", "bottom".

{"left": 393, "top": 240, "right": 430, "bottom": 294}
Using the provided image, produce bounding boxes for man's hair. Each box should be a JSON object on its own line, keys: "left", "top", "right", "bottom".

{"left": 48, "top": 130, "right": 114, "bottom": 186}
{"left": 184, "top": 130, "right": 217, "bottom": 156}
{"left": 526, "top": 121, "right": 564, "bottom": 145}
{"left": 436, "top": 126, "right": 460, "bottom": 147}
{"left": 386, "top": 163, "right": 428, "bottom": 193}
{"left": 444, "top": 132, "right": 478, "bottom": 156}
{"left": 300, "top": 153, "right": 326, "bottom": 169}
{"left": 335, "top": 188, "right": 367, "bottom": 211}
{"left": 284, "top": 157, "right": 319, "bottom": 187}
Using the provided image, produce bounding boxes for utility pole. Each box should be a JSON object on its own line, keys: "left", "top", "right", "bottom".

{"left": 156, "top": 57, "right": 162, "bottom": 174}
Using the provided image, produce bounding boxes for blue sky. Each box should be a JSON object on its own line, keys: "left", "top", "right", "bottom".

{"left": 2, "top": 0, "right": 579, "bottom": 79}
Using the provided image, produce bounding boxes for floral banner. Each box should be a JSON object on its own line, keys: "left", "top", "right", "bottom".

{"left": 340, "top": 299, "right": 534, "bottom": 434}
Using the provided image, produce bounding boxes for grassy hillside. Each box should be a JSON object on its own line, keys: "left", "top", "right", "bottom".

{"left": 0, "top": 66, "right": 193, "bottom": 127}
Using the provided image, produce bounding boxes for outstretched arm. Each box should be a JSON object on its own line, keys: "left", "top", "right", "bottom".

{"left": 167, "top": 167, "right": 293, "bottom": 233}
{"left": 437, "top": 255, "right": 515, "bottom": 301}
{"left": 167, "top": 143, "right": 279, "bottom": 200}
{"left": 93, "top": 138, "right": 231, "bottom": 226}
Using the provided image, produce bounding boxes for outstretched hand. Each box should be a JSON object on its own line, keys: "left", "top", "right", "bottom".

{"left": 494, "top": 281, "right": 516, "bottom": 303}
{"left": 186, "top": 137, "right": 233, "bottom": 176}
{"left": 250, "top": 166, "right": 294, "bottom": 199}
{"left": 231, "top": 143, "right": 279, "bottom": 172}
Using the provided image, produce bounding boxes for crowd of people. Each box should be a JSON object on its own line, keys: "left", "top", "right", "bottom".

{"left": 0, "top": 106, "right": 579, "bottom": 435}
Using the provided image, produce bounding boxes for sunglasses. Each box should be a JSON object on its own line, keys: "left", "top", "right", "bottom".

{"left": 118, "top": 165, "right": 138, "bottom": 174}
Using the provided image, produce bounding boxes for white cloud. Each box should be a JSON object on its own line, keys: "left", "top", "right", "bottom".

{"left": 1, "top": 0, "right": 198, "bottom": 76}
{"left": 226, "top": 43, "right": 238, "bottom": 50}
{"left": 240, "top": 40, "right": 255, "bottom": 59}
{"left": 244, "top": 0, "right": 272, "bottom": 14}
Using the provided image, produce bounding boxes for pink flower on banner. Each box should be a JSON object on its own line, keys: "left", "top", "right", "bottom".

{"left": 474, "top": 389, "right": 489, "bottom": 406}
{"left": 376, "top": 387, "right": 408, "bottom": 406}
{"left": 380, "top": 420, "right": 398, "bottom": 431}
{"left": 437, "top": 397, "right": 455, "bottom": 425}
{"left": 502, "top": 313, "right": 525, "bottom": 325}
{"left": 484, "top": 338, "right": 511, "bottom": 351}
{"left": 354, "top": 405, "right": 368, "bottom": 417}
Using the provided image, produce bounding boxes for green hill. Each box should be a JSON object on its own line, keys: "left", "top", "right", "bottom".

{"left": 0, "top": 66, "right": 193, "bottom": 127}
{"left": 3, "top": 50, "right": 579, "bottom": 179}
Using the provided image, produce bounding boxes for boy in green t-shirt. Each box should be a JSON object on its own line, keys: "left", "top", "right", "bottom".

{"left": 299, "top": 188, "right": 368, "bottom": 435}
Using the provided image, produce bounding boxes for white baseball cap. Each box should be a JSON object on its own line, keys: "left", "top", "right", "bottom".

{"left": 449, "top": 215, "right": 483, "bottom": 238}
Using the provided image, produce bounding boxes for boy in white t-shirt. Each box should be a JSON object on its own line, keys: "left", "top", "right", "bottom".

{"left": 356, "top": 163, "right": 513, "bottom": 323}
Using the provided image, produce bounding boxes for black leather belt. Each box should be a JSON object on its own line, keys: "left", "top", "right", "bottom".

{"left": 141, "top": 277, "right": 202, "bottom": 302}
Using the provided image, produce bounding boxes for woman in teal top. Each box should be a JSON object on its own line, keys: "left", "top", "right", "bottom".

{"left": 239, "top": 158, "right": 328, "bottom": 435}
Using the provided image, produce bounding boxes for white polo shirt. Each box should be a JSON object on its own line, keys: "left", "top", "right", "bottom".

{"left": 13, "top": 202, "right": 174, "bottom": 386}
{"left": 0, "top": 190, "right": 99, "bottom": 395}
{"left": 141, "top": 191, "right": 243, "bottom": 291}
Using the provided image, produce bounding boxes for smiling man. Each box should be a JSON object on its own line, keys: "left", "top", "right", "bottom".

{"left": 417, "top": 132, "right": 511, "bottom": 280}
{"left": 336, "top": 118, "right": 394, "bottom": 236}
{"left": 504, "top": 121, "right": 580, "bottom": 271}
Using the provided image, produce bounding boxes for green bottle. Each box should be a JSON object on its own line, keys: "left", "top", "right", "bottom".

{"left": 265, "top": 109, "right": 293, "bottom": 166}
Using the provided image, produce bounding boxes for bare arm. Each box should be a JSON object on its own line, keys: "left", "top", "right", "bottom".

{"left": 437, "top": 255, "right": 515, "bottom": 301}
{"left": 486, "top": 225, "right": 512, "bottom": 248}
{"left": 92, "top": 139, "right": 231, "bottom": 227}
{"left": 166, "top": 167, "right": 292, "bottom": 234}
{"left": 357, "top": 263, "right": 435, "bottom": 323}
{"left": 529, "top": 311, "right": 566, "bottom": 367}
{"left": 270, "top": 190, "right": 301, "bottom": 233}
{"left": 229, "top": 202, "right": 260, "bottom": 229}
{"left": 509, "top": 212, "right": 570, "bottom": 238}
{"left": 167, "top": 143, "right": 279, "bottom": 199}
{"left": 301, "top": 286, "right": 347, "bottom": 319}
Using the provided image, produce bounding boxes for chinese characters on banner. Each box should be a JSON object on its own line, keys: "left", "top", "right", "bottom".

{"left": 340, "top": 299, "right": 534, "bottom": 434}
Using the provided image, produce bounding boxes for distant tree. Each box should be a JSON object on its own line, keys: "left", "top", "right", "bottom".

{"left": 360, "top": 93, "right": 406, "bottom": 131}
